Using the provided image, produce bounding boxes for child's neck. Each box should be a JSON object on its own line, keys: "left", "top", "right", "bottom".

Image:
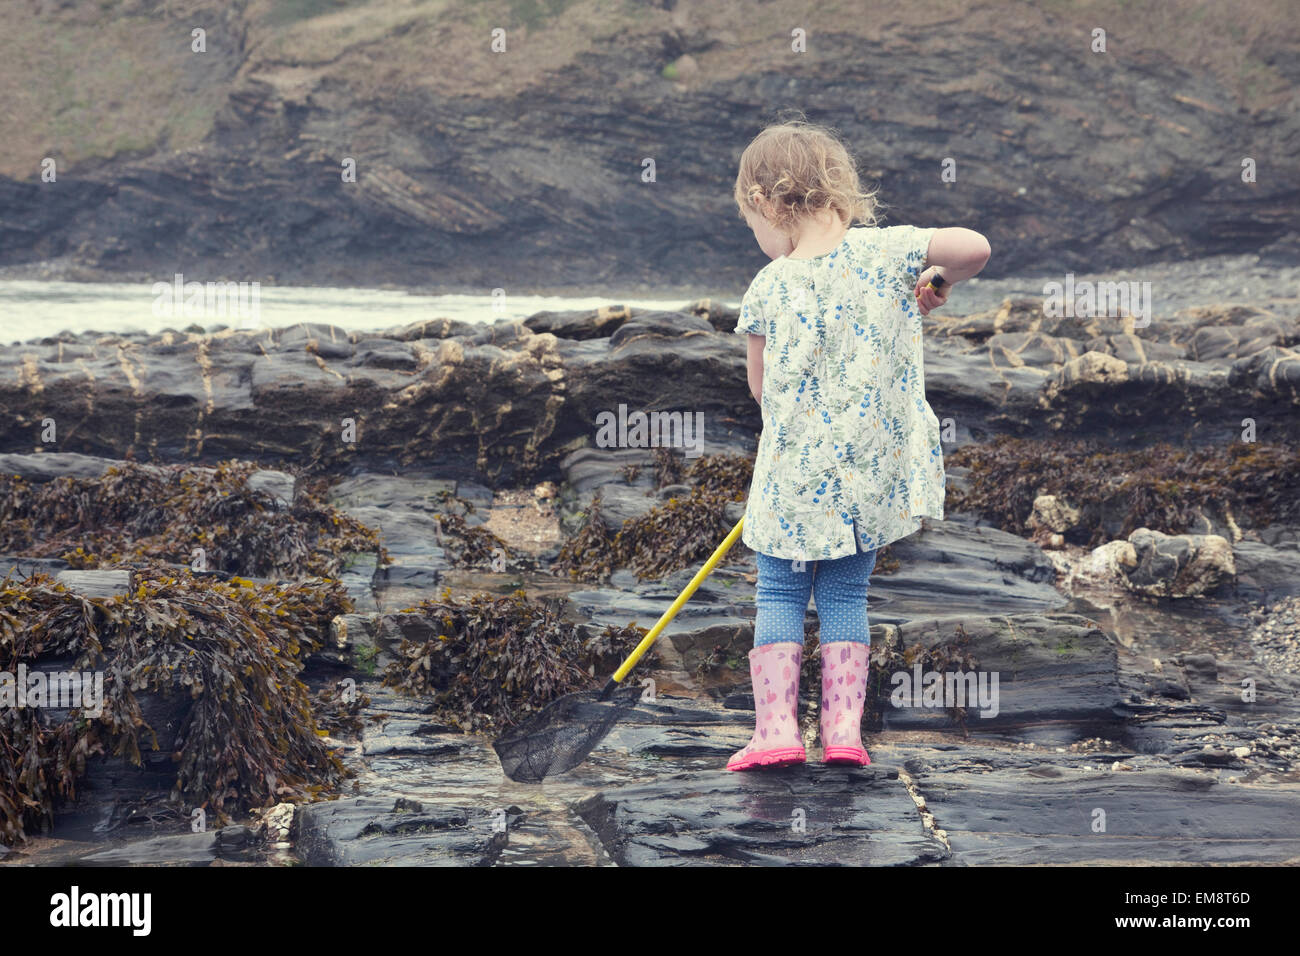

{"left": 787, "top": 212, "right": 850, "bottom": 259}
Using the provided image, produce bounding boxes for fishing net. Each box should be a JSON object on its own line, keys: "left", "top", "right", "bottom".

{"left": 493, "top": 684, "right": 645, "bottom": 783}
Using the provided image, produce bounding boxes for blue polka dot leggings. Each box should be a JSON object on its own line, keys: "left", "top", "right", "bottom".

{"left": 752, "top": 538, "right": 878, "bottom": 647}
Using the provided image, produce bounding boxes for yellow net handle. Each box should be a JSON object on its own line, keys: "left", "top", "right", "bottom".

{"left": 605, "top": 516, "right": 746, "bottom": 690}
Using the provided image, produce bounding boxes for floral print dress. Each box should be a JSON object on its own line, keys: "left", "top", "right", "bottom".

{"left": 734, "top": 224, "right": 945, "bottom": 561}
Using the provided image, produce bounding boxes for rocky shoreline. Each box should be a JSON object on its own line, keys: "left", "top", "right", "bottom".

{"left": 2, "top": 290, "right": 1298, "bottom": 475}
{"left": 1, "top": 293, "right": 1298, "bottom": 866}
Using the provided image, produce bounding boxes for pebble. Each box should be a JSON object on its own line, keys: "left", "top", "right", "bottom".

{"left": 1249, "top": 596, "right": 1300, "bottom": 672}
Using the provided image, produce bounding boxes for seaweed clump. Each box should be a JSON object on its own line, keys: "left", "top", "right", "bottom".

{"left": 0, "top": 461, "right": 385, "bottom": 579}
{"left": 948, "top": 437, "right": 1300, "bottom": 545}
{"left": 382, "top": 588, "right": 650, "bottom": 732}
{"left": 555, "top": 487, "right": 736, "bottom": 582}
{"left": 0, "top": 567, "right": 353, "bottom": 844}
{"left": 652, "top": 446, "right": 686, "bottom": 488}
{"left": 552, "top": 493, "right": 620, "bottom": 581}
{"left": 428, "top": 510, "right": 514, "bottom": 569}
{"left": 612, "top": 487, "right": 739, "bottom": 579}
{"left": 554, "top": 453, "right": 753, "bottom": 582}
{"left": 680, "top": 453, "right": 754, "bottom": 499}
{"left": 312, "top": 682, "right": 374, "bottom": 737}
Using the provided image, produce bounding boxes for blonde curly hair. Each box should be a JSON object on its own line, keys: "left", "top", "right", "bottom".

{"left": 733, "top": 119, "right": 881, "bottom": 235}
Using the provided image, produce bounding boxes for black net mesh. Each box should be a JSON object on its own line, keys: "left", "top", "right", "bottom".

{"left": 492, "top": 684, "right": 644, "bottom": 783}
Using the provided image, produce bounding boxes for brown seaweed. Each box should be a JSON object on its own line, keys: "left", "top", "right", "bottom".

{"left": 948, "top": 437, "right": 1300, "bottom": 546}
{"left": 0, "top": 567, "right": 353, "bottom": 845}
{"left": 0, "top": 461, "right": 386, "bottom": 579}
{"left": 383, "top": 587, "right": 650, "bottom": 732}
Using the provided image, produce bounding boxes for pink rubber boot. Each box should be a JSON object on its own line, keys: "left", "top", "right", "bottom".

{"left": 820, "top": 641, "right": 871, "bottom": 765}
{"left": 726, "top": 642, "right": 806, "bottom": 771}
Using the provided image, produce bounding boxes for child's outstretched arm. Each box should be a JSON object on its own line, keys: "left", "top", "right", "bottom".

{"left": 915, "top": 227, "right": 991, "bottom": 315}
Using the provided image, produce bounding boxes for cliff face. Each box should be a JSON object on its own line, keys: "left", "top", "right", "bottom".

{"left": 1, "top": 0, "right": 1297, "bottom": 291}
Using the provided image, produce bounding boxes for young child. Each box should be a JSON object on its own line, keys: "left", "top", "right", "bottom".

{"left": 727, "top": 120, "right": 990, "bottom": 771}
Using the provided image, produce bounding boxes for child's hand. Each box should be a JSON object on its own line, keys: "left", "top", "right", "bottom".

{"left": 914, "top": 267, "right": 950, "bottom": 315}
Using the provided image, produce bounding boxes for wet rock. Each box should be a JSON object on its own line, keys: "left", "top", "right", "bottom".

{"left": 901, "top": 746, "right": 1300, "bottom": 864}
{"left": 689, "top": 299, "right": 741, "bottom": 334}
{"left": 296, "top": 796, "right": 506, "bottom": 866}
{"left": 330, "top": 613, "right": 377, "bottom": 653}
{"left": 925, "top": 300, "right": 1300, "bottom": 446}
{"left": 5, "top": 322, "right": 1297, "bottom": 868}
{"left": 1123, "top": 528, "right": 1236, "bottom": 597}
{"left": 0, "top": 554, "right": 69, "bottom": 578}
{"left": 263, "top": 803, "right": 295, "bottom": 843}
{"left": 523, "top": 305, "right": 633, "bottom": 340}
{"left": 218, "top": 824, "right": 255, "bottom": 847}
{"left": 1066, "top": 540, "right": 1139, "bottom": 589}
{"left": 215, "top": 825, "right": 261, "bottom": 860}
{"left": 327, "top": 475, "right": 459, "bottom": 513}
{"left": 871, "top": 518, "right": 1065, "bottom": 621}
{"left": 567, "top": 564, "right": 752, "bottom": 640}
{"left": 79, "top": 831, "right": 219, "bottom": 866}
{"left": 563, "top": 515, "right": 1067, "bottom": 660}
{"left": 0, "top": 452, "right": 293, "bottom": 509}
{"left": 1180, "top": 653, "right": 1218, "bottom": 680}
{"left": 1229, "top": 346, "right": 1300, "bottom": 403}
{"left": 879, "top": 613, "right": 1121, "bottom": 746}
{"left": 329, "top": 551, "right": 378, "bottom": 616}
{"left": 607, "top": 311, "right": 715, "bottom": 348}
{"left": 1052, "top": 350, "right": 1130, "bottom": 391}
{"left": 1028, "top": 494, "right": 1081, "bottom": 534}
{"left": 349, "top": 339, "right": 419, "bottom": 371}
{"left": 1232, "top": 538, "right": 1300, "bottom": 602}
{"left": 667, "top": 622, "right": 754, "bottom": 677}
{"left": 556, "top": 433, "right": 754, "bottom": 536}
{"left": 557, "top": 447, "right": 662, "bottom": 533}
{"left": 576, "top": 765, "right": 947, "bottom": 866}
{"left": 1249, "top": 596, "right": 1300, "bottom": 671}
{"left": 5, "top": 299, "right": 1297, "bottom": 482}
{"left": 325, "top": 473, "right": 509, "bottom": 610}
{"left": 244, "top": 468, "right": 295, "bottom": 508}
{"left": 361, "top": 716, "right": 468, "bottom": 757}
{"left": 0, "top": 451, "right": 150, "bottom": 482}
